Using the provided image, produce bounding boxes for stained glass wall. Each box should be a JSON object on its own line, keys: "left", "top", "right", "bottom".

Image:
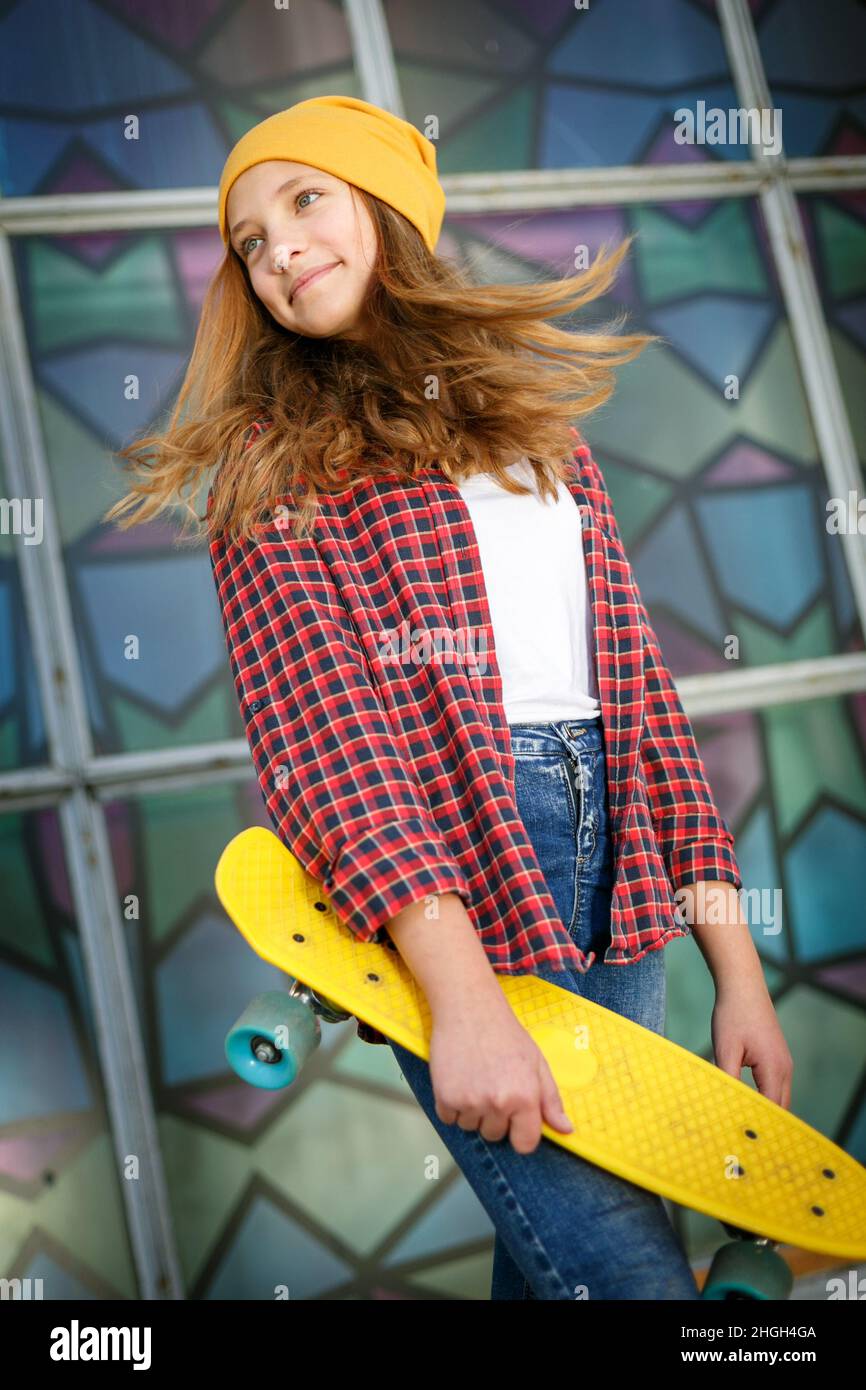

{"left": 389, "top": 0, "right": 750, "bottom": 171}
{"left": 799, "top": 186, "right": 866, "bottom": 489}
{"left": 0, "top": 0, "right": 359, "bottom": 199}
{"left": 441, "top": 199, "right": 862, "bottom": 677}
{"left": 1, "top": 0, "right": 864, "bottom": 1301}
{"left": 0, "top": 806, "right": 139, "bottom": 1297}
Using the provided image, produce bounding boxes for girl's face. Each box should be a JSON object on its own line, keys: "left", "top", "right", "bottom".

{"left": 226, "top": 160, "right": 378, "bottom": 341}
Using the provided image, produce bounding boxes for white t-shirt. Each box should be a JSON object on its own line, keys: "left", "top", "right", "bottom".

{"left": 457, "top": 459, "right": 601, "bottom": 725}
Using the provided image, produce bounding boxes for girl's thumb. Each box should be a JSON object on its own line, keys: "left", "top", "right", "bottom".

{"left": 542, "top": 1077, "right": 574, "bottom": 1133}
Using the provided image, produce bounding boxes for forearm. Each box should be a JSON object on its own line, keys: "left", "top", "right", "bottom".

{"left": 681, "top": 881, "right": 768, "bottom": 994}
{"left": 386, "top": 892, "right": 508, "bottom": 1018}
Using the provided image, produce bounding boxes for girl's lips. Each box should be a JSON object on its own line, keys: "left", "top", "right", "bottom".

{"left": 291, "top": 263, "right": 338, "bottom": 303}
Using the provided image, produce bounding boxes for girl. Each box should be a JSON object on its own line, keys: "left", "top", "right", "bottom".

{"left": 106, "top": 95, "right": 793, "bottom": 1300}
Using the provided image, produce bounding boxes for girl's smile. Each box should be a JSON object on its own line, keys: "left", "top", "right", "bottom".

{"left": 290, "top": 261, "right": 340, "bottom": 303}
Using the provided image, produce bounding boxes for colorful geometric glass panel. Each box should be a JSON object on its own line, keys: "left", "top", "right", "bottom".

{"left": 438, "top": 196, "right": 864, "bottom": 674}
{"left": 389, "top": 0, "right": 745, "bottom": 174}
{"left": 0, "top": 807, "right": 139, "bottom": 1298}
{"left": 0, "top": 0, "right": 359, "bottom": 198}
{"left": 10, "top": 226, "right": 249, "bottom": 756}
{"left": 101, "top": 776, "right": 500, "bottom": 1298}
{"left": 797, "top": 188, "right": 866, "bottom": 493}
{"left": 757, "top": 0, "right": 866, "bottom": 159}
{"left": 666, "top": 690, "right": 866, "bottom": 1259}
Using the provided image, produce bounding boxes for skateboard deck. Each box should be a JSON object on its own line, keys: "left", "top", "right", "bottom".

{"left": 216, "top": 826, "right": 866, "bottom": 1262}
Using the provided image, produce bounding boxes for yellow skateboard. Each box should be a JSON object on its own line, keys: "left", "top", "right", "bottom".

{"left": 217, "top": 826, "right": 866, "bottom": 1297}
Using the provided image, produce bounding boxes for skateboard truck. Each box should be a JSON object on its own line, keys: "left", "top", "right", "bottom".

{"left": 287, "top": 976, "right": 351, "bottom": 1023}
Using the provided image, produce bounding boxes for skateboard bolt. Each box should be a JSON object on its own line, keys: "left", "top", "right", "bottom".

{"left": 314, "top": 902, "right": 328, "bottom": 912}
{"left": 811, "top": 1206, "right": 825, "bottom": 1217}
{"left": 251, "top": 1035, "right": 281, "bottom": 1064}
{"left": 822, "top": 1168, "right": 835, "bottom": 1179}
{"left": 292, "top": 932, "right": 305, "bottom": 942}
{"left": 366, "top": 972, "right": 381, "bottom": 983}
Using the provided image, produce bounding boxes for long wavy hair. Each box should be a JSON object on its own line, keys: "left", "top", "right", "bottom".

{"left": 103, "top": 185, "right": 659, "bottom": 545}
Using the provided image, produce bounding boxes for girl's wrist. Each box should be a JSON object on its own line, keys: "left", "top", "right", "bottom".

{"left": 713, "top": 964, "right": 770, "bottom": 1001}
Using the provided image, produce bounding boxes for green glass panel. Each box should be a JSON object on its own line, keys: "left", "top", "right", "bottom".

{"left": 636, "top": 202, "right": 769, "bottom": 305}
{"left": 0, "top": 814, "right": 53, "bottom": 965}
{"left": 30, "top": 238, "right": 185, "bottom": 355}
{"left": 800, "top": 191, "right": 866, "bottom": 491}
{"left": 816, "top": 202, "right": 866, "bottom": 298}
{"left": 139, "top": 784, "right": 240, "bottom": 945}
{"left": 434, "top": 81, "right": 536, "bottom": 174}
{"left": 766, "top": 696, "right": 866, "bottom": 835}
{"left": 112, "top": 683, "right": 234, "bottom": 758}
{"left": 737, "top": 603, "right": 838, "bottom": 670}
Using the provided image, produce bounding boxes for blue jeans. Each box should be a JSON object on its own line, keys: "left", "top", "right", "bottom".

{"left": 388, "top": 717, "right": 700, "bottom": 1300}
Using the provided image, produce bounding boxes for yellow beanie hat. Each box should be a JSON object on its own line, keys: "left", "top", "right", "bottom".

{"left": 218, "top": 95, "right": 446, "bottom": 253}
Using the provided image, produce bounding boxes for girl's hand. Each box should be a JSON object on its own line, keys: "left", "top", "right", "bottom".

{"left": 428, "top": 994, "right": 574, "bottom": 1154}
{"left": 710, "top": 979, "right": 793, "bottom": 1110}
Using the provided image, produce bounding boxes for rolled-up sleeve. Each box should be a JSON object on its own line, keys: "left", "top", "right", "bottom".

{"left": 208, "top": 497, "right": 472, "bottom": 940}
{"left": 573, "top": 435, "right": 743, "bottom": 894}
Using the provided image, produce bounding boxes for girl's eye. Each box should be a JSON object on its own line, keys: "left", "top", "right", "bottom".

{"left": 239, "top": 190, "right": 322, "bottom": 258}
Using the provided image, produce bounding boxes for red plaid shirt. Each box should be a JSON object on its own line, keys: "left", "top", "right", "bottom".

{"left": 208, "top": 422, "right": 742, "bottom": 1045}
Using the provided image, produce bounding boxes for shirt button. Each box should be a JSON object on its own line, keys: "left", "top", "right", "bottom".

{"left": 250, "top": 700, "right": 263, "bottom": 713}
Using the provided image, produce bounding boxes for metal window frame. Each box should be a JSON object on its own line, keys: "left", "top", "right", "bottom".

{"left": 0, "top": 0, "right": 863, "bottom": 1298}
{"left": 0, "top": 240, "right": 183, "bottom": 1301}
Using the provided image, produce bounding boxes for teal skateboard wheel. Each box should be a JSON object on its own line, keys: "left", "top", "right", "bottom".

{"left": 225, "top": 990, "right": 320, "bottom": 1089}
